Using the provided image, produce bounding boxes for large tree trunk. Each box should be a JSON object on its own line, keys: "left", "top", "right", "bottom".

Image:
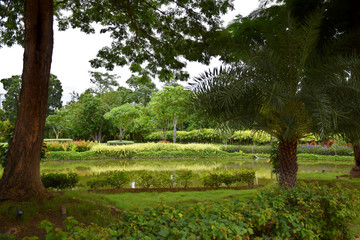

{"left": 278, "top": 141, "right": 298, "bottom": 188}
{"left": 349, "top": 143, "right": 360, "bottom": 177}
{"left": 0, "top": 0, "right": 53, "bottom": 201}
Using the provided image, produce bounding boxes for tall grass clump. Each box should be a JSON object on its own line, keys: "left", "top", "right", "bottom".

{"left": 90, "top": 143, "right": 223, "bottom": 158}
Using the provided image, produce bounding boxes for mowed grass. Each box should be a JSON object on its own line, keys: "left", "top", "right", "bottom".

{"left": 97, "top": 188, "right": 262, "bottom": 210}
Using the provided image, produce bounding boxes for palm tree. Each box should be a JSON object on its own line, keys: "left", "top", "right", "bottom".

{"left": 192, "top": 8, "right": 360, "bottom": 188}
{"left": 327, "top": 81, "right": 360, "bottom": 177}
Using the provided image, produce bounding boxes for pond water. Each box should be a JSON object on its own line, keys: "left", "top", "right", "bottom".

{"left": 39, "top": 157, "right": 354, "bottom": 180}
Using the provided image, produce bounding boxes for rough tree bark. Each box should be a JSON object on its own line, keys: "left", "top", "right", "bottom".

{"left": 278, "top": 141, "right": 298, "bottom": 188}
{"left": 0, "top": 0, "right": 53, "bottom": 201}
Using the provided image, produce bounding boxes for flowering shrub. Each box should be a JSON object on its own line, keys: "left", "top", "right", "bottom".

{"left": 297, "top": 144, "right": 353, "bottom": 156}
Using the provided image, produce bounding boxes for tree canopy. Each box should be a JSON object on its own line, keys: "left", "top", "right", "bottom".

{"left": 1, "top": 74, "right": 63, "bottom": 123}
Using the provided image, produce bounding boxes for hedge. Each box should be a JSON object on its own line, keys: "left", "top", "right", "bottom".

{"left": 44, "top": 138, "right": 72, "bottom": 142}
{"left": 90, "top": 143, "right": 225, "bottom": 158}
{"left": 145, "top": 129, "right": 321, "bottom": 145}
{"left": 107, "top": 140, "right": 135, "bottom": 146}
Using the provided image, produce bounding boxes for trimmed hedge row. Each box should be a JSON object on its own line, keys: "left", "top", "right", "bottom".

{"left": 90, "top": 143, "right": 226, "bottom": 158}
{"left": 44, "top": 138, "right": 72, "bottom": 142}
{"left": 145, "top": 129, "right": 320, "bottom": 145}
{"left": 146, "top": 129, "right": 271, "bottom": 144}
{"left": 106, "top": 140, "right": 134, "bottom": 146}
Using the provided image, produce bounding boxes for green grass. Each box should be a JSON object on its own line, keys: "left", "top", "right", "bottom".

{"left": 98, "top": 188, "right": 262, "bottom": 210}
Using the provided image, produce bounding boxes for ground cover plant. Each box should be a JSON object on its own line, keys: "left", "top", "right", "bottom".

{"left": 1, "top": 171, "right": 360, "bottom": 239}
{"left": 2, "top": 179, "right": 358, "bottom": 239}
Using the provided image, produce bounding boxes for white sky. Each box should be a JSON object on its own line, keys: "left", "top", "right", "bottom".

{"left": 0, "top": 0, "right": 259, "bottom": 104}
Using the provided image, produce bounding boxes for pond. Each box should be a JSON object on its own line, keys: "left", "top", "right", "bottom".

{"left": 40, "top": 157, "right": 354, "bottom": 180}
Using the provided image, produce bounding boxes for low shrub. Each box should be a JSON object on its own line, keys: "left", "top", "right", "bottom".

{"left": 155, "top": 172, "right": 175, "bottom": 188}
{"left": 41, "top": 173, "right": 79, "bottom": 189}
{"left": 136, "top": 171, "right": 157, "bottom": 188}
{"left": 107, "top": 140, "right": 135, "bottom": 146}
{"left": 202, "top": 170, "right": 255, "bottom": 187}
{"left": 86, "top": 177, "right": 107, "bottom": 190}
{"left": 37, "top": 183, "right": 359, "bottom": 240}
{"left": 174, "top": 170, "right": 193, "bottom": 188}
{"left": 105, "top": 171, "right": 130, "bottom": 188}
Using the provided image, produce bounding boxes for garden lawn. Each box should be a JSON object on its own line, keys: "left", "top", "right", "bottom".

{"left": 97, "top": 188, "right": 261, "bottom": 210}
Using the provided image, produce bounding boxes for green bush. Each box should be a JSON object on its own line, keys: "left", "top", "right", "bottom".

{"left": 41, "top": 173, "right": 79, "bottom": 189}
{"left": 136, "top": 171, "right": 157, "bottom": 188}
{"left": 38, "top": 183, "right": 360, "bottom": 240}
{"left": 202, "top": 172, "right": 224, "bottom": 187}
{"left": 86, "top": 177, "right": 107, "bottom": 190}
{"left": 105, "top": 171, "right": 130, "bottom": 188}
{"left": 174, "top": 170, "right": 193, "bottom": 188}
{"left": 202, "top": 170, "right": 255, "bottom": 187}
{"left": 107, "top": 140, "right": 135, "bottom": 146}
{"left": 155, "top": 172, "right": 175, "bottom": 188}
{"left": 232, "top": 169, "right": 255, "bottom": 185}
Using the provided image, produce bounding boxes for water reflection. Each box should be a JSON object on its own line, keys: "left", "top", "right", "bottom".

{"left": 219, "top": 159, "right": 352, "bottom": 179}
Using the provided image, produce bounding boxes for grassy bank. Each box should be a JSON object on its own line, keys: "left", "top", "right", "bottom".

{"left": 1, "top": 173, "right": 359, "bottom": 239}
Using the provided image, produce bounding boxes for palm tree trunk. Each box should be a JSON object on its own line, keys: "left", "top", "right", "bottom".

{"left": 278, "top": 141, "right": 298, "bottom": 188}
{"left": 353, "top": 143, "right": 360, "bottom": 166}
{"left": 349, "top": 143, "right": 360, "bottom": 177}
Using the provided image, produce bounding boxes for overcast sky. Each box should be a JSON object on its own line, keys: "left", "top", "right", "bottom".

{"left": 0, "top": 0, "right": 259, "bottom": 104}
